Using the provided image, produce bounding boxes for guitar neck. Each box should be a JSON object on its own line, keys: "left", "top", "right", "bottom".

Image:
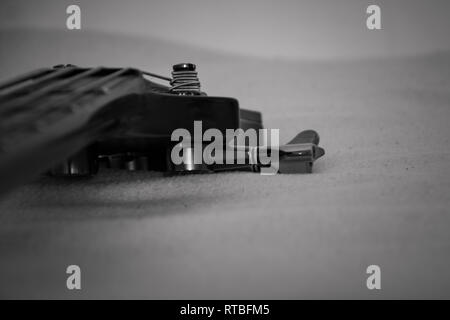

{"left": 0, "top": 66, "right": 149, "bottom": 196}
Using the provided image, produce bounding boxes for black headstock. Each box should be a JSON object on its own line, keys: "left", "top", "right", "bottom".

{"left": 0, "top": 63, "right": 324, "bottom": 197}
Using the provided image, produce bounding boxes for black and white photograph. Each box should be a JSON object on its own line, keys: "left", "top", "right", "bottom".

{"left": 0, "top": 0, "right": 449, "bottom": 305}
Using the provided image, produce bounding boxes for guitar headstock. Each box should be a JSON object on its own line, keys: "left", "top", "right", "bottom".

{"left": 0, "top": 62, "right": 323, "bottom": 197}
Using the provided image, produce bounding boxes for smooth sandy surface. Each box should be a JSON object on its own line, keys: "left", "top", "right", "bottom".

{"left": 0, "top": 29, "right": 449, "bottom": 298}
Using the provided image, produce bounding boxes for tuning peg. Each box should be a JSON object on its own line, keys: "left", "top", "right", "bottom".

{"left": 277, "top": 130, "right": 324, "bottom": 173}
{"left": 205, "top": 130, "right": 325, "bottom": 174}
{"left": 48, "top": 146, "right": 98, "bottom": 176}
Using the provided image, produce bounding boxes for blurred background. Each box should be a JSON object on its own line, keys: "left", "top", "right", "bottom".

{"left": 1, "top": 0, "right": 450, "bottom": 299}
{"left": 1, "top": 0, "right": 450, "bottom": 60}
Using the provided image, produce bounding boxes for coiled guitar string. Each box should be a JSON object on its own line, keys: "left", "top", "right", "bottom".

{"left": 142, "top": 70, "right": 201, "bottom": 94}
{"left": 169, "top": 69, "right": 201, "bottom": 94}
